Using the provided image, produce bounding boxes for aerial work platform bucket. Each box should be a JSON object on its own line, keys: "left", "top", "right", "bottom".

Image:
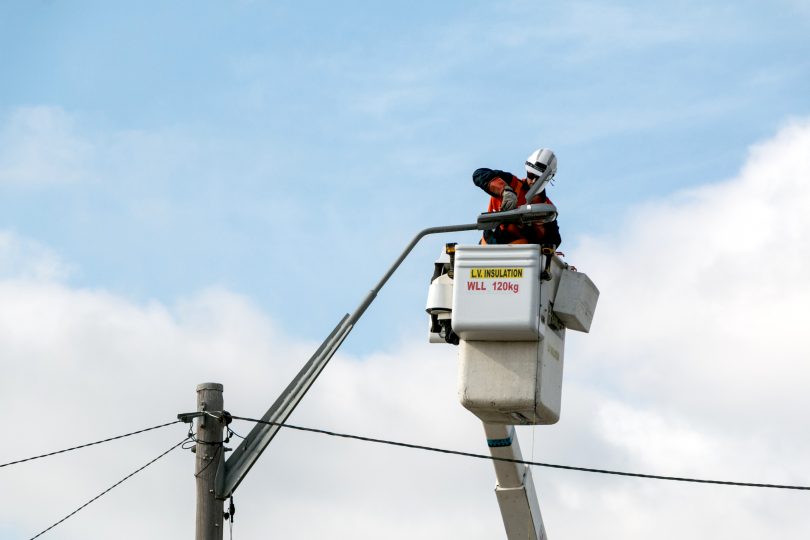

{"left": 426, "top": 244, "right": 598, "bottom": 425}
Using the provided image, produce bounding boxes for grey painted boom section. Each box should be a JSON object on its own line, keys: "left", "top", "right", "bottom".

{"left": 217, "top": 222, "right": 481, "bottom": 499}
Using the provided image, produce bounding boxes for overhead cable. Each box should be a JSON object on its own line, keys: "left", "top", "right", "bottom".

{"left": 1, "top": 420, "right": 182, "bottom": 469}
{"left": 230, "top": 415, "right": 810, "bottom": 492}
{"left": 28, "top": 437, "right": 189, "bottom": 540}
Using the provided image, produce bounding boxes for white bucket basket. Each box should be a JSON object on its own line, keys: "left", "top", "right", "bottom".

{"left": 450, "top": 244, "right": 596, "bottom": 425}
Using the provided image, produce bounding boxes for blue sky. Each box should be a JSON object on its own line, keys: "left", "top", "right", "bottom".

{"left": 2, "top": 2, "right": 810, "bottom": 539}
{"left": 2, "top": 1, "right": 808, "bottom": 353}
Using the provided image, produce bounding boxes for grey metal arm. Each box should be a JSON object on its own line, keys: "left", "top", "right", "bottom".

{"left": 216, "top": 222, "right": 480, "bottom": 498}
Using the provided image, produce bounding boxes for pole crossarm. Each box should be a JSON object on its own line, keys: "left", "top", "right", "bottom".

{"left": 216, "top": 221, "right": 482, "bottom": 499}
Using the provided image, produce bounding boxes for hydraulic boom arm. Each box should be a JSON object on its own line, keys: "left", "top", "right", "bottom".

{"left": 484, "top": 423, "right": 547, "bottom": 540}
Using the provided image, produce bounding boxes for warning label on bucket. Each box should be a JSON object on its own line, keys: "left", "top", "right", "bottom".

{"left": 469, "top": 267, "right": 524, "bottom": 279}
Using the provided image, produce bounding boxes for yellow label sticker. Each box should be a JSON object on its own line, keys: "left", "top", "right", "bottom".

{"left": 469, "top": 267, "right": 524, "bottom": 279}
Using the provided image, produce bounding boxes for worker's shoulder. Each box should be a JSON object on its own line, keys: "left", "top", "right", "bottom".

{"left": 472, "top": 167, "right": 514, "bottom": 183}
{"left": 473, "top": 167, "right": 512, "bottom": 175}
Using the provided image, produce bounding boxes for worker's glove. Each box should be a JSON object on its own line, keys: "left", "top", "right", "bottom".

{"left": 500, "top": 187, "right": 517, "bottom": 211}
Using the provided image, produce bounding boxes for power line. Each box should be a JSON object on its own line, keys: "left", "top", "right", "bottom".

{"left": 28, "top": 436, "right": 189, "bottom": 540}
{"left": 230, "top": 414, "right": 810, "bottom": 492}
{"left": 1, "top": 420, "right": 182, "bottom": 469}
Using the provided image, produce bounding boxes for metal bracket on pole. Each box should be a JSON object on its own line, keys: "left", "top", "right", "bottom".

{"left": 178, "top": 411, "right": 205, "bottom": 423}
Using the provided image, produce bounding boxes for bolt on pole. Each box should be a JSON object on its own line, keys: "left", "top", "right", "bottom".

{"left": 195, "top": 382, "right": 225, "bottom": 540}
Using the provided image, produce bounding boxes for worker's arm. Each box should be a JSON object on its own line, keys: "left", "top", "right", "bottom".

{"left": 473, "top": 168, "right": 514, "bottom": 197}
{"left": 541, "top": 219, "right": 562, "bottom": 248}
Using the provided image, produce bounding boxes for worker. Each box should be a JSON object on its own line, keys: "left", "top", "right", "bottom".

{"left": 472, "top": 148, "right": 562, "bottom": 247}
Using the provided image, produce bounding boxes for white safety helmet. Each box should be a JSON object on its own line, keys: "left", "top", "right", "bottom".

{"left": 525, "top": 148, "right": 557, "bottom": 192}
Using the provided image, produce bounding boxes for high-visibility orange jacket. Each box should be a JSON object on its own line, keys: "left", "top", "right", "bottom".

{"left": 473, "top": 168, "right": 562, "bottom": 247}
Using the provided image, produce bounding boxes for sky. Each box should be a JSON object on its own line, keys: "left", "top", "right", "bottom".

{"left": 1, "top": 1, "right": 810, "bottom": 538}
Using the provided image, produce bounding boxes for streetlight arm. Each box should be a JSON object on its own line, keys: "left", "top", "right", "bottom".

{"left": 349, "top": 222, "right": 480, "bottom": 325}
{"left": 218, "top": 220, "right": 482, "bottom": 499}
{"left": 349, "top": 203, "right": 558, "bottom": 325}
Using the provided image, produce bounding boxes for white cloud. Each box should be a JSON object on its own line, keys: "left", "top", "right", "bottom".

{"left": 0, "top": 231, "right": 73, "bottom": 281}
{"left": 0, "top": 243, "right": 492, "bottom": 539}
{"left": 0, "top": 105, "right": 236, "bottom": 194}
{"left": 0, "top": 107, "right": 96, "bottom": 186}
{"left": 3, "top": 118, "right": 810, "bottom": 539}
{"left": 785, "top": 0, "right": 810, "bottom": 21}
{"left": 551, "top": 118, "right": 810, "bottom": 536}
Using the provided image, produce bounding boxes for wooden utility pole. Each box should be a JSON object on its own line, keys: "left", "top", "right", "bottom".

{"left": 195, "top": 382, "right": 225, "bottom": 540}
